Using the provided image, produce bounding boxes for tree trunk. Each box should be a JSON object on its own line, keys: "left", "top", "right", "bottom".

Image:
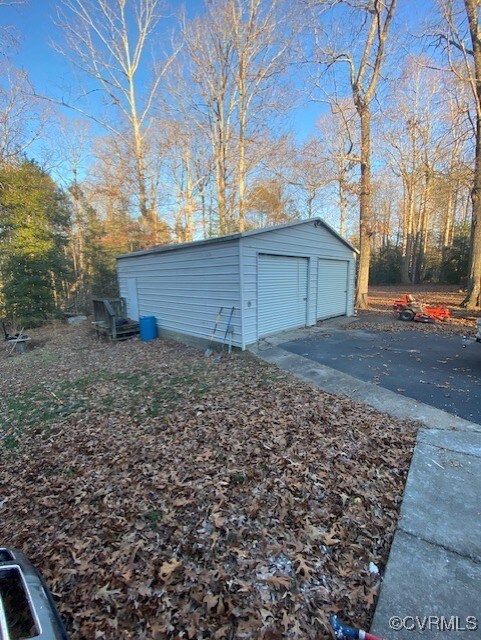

{"left": 339, "top": 178, "right": 347, "bottom": 237}
{"left": 440, "top": 178, "right": 455, "bottom": 282}
{"left": 214, "top": 112, "right": 229, "bottom": 235}
{"left": 414, "top": 169, "right": 431, "bottom": 283}
{"left": 402, "top": 178, "right": 416, "bottom": 284}
{"left": 307, "top": 191, "right": 315, "bottom": 218}
{"left": 401, "top": 179, "right": 410, "bottom": 284}
{"left": 355, "top": 106, "right": 372, "bottom": 309}
{"left": 465, "top": 115, "right": 481, "bottom": 307}
{"left": 183, "top": 150, "right": 195, "bottom": 242}
{"left": 199, "top": 179, "right": 207, "bottom": 239}
{"left": 463, "top": 0, "right": 481, "bottom": 309}
{"left": 216, "top": 159, "right": 228, "bottom": 235}
{"left": 238, "top": 126, "right": 246, "bottom": 233}
{"left": 382, "top": 199, "right": 392, "bottom": 248}
{"left": 237, "top": 59, "right": 247, "bottom": 233}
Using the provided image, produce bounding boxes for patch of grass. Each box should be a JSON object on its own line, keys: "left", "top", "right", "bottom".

{"left": 3, "top": 390, "right": 55, "bottom": 427}
{"left": 30, "top": 352, "right": 63, "bottom": 365}
{"left": 231, "top": 473, "right": 247, "bottom": 485}
{"left": 3, "top": 435, "right": 19, "bottom": 450}
{"left": 1, "top": 385, "right": 86, "bottom": 439}
{"left": 1, "top": 372, "right": 152, "bottom": 432}
{"left": 126, "top": 367, "right": 217, "bottom": 417}
{"left": 2, "top": 367, "right": 219, "bottom": 438}
{"left": 145, "top": 509, "right": 162, "bottom": 530}
{"left": 256, "top": 370, "right": 283, "bottom": 388}
{"left": 96, "top": 372, "right": 147, "bottom": 386}
{"left": 143, "top": 385, "right": 184, "bottom": 418}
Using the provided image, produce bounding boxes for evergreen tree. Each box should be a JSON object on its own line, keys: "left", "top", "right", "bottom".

{"left": 83, "top": 200, "right": 119, "bottom": 298}
{"left": 370, "top": 245, "right": 403, "bottom": 285}
{"left": 0, "top": 160, "right": 71, "bottom": 325}
{"left": 439, "top": 225, "right": 471, "bottom": 285}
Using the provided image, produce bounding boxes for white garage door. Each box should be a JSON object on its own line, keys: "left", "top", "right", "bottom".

{"left": 258, "top": 254, "right": 308, "bottom": 338}
{"left": 317, "top": 259, "right": 349, "bottom": 320}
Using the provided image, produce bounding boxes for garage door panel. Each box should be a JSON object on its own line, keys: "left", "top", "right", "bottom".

{"left": 317, "top": 259, "right": 348, "bottom": 320}
{"left": 258, "top": 255, "right": 308, "bottom": 338}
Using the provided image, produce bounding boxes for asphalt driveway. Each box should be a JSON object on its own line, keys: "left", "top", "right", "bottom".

{"left": 281, "top": 329, "right": 481, "bottom": 423}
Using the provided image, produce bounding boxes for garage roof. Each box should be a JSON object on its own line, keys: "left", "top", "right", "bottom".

{"left": 116, "top": 217, "right": 359, "bottom": 260}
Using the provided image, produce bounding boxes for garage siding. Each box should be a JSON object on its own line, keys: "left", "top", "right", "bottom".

{"left": 117, "top": 241, "right": 243, "bottom": 348}
{"left": 258, "top": 255, "right": 308, "bottom": 337}
{"left": 317, "top": 259, "right": 350, "bottom": 319}
{"left": 241, "top": 220, "right": 355, "bottom": 345}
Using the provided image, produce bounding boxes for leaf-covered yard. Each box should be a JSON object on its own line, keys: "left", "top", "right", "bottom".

{"left": 347, "top": 284, "right": 481, "bottom": 335}
{"left": 0, "top": 325, "right": 415, "bottom": 639}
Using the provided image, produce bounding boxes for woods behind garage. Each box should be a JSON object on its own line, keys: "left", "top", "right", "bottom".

{"left": 116, "top": 218, "right": 358, "bottom": 350}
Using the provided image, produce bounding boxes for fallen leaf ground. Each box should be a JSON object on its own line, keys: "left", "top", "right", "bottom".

{"left": 0, "top": 324, "right": 415, "bottom": 639}
{"left": 345, "top": 284, "right": 481, "bottom": 335}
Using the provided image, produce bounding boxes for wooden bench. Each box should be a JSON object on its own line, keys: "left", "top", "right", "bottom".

{"left": 91, "top": 298, "right": 140, "bottom": 341}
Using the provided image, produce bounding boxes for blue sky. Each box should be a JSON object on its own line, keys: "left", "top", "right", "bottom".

{"left": 4, "top": 1, "right": 204, "bottom": 103}
{"left": 4, "top": 1, "right": 67, "bottom": 94}
{"left": 3, "top": 0, "right": 435, "bottom": 160}
{"left": 1, "top": 0, "right": 440, "bottom": 232}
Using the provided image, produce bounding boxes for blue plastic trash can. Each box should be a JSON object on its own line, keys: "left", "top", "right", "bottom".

{"left": 139, "top": 316, "right": 157, "bottom": 342}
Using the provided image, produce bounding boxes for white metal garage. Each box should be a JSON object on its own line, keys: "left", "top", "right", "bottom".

{"left": 116, "top": 218, "right": 358, "bottom": 350}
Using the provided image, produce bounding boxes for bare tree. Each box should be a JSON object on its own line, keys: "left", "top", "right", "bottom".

{"left": 315, "top": 99, "right": 358, "bottom": 235}
{"left": 246, "top": 177, "right": 298, "bottom": 227}
{"left": 170, "top": 0, "right": 292, "bottom": 235}
{"left": 370, "top": 169, "right": 402, "bottom": 250}
{"left": 52, "top": 119, "right": 94, "bottom": 306}
{"left": 163, "top": 121, "right": 209, "bottom": 242}
{"left": 0, "top": 0, "right": 26, "bottom": 57}
{"left": 286, "top": 136, "right": 327, "bottom": 219}
{"left": 282, "top": 101, "right": 358, "bottom": 233}
{"left": 437, "top": 75, "right": 472, "bottom": 280}
{"left": 55, "top": 0, "right": 178, "bottom": 244}
{"left": 385, "top": 62, "right": 441, "bottom": 283}
{"left": 439, "top": 0, "right": 481, "bottom": 308}
{"left": 0, "top": 65, "right": 48, "bottom": 164}
{"left": 230, "top": 0, "right": 292, "bottom": 231}
{"left": 310, "top": 0, "right": 397, "bottom": 308}
{"left": 172, "top": 3, "right": 235, "bottom": 234}
{"left": 382, "top": 55, "right": 474, "bottom": 284}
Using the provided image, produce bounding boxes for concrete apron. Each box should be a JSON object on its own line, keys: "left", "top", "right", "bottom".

{"left": 250, "top": 329, "right": 481, "bottom": 639}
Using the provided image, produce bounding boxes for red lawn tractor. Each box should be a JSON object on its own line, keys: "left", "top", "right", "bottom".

{"left": 393, "top": 294, "right": 451, "bottom": 323}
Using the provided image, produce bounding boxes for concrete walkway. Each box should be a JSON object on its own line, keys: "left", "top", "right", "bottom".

{"left": 372, "top": 428, "right": 481, "bottom": 638}
{"left": 250, "top": 329, "right": 481, "bottom": 638}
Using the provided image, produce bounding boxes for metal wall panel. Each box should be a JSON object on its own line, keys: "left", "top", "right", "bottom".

{"left": 317, "top": 258, "right": 349, "bottom": 319}
{"left": 117, "top": 241, "right": 243, "bottom": 347}
{"left": 258, "top": 254, "right": 308, "bottom": 337}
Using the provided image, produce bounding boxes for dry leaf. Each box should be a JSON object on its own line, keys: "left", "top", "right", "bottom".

{"left": 323, "top": 530, "right": 341, "bottom": 545}
{"left": 294, "top": 555, "right": 315, "bottom": 580}
{"left": 266, "top": 575, "right": 291, "bottom": 589}
{"left": 158, "top": 559, "right": 182, "bottom": 581}
{"left": 0, "top": 321, "right": 416, "bottom": 640}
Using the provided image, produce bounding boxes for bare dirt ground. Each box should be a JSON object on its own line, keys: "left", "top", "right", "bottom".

{"left": 0, "top": 324, "right": 415, "bottom": 639}
{"left": 345, "top": 284, "right": 481, "bottom": 335}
